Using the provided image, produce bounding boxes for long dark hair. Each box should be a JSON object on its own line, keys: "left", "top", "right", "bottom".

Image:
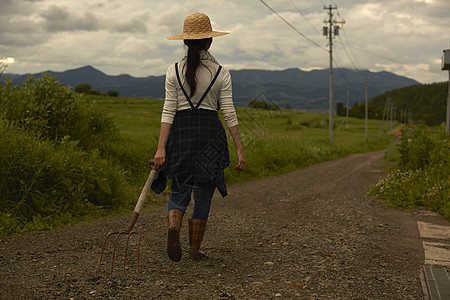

{"left": 183, "top": 38, "right": 212, "bottom": 97}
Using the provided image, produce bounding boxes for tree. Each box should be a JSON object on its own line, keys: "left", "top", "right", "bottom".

{"left": 88, "top": 90, "right": 101, "bottom": 96}
{"left": 75, "top": 84, "right": 92, "bottom": 94}
{"left": 349, "top": 101, "right": 365, "bottom": 118}
{"left": 336, "top": 102, "right": 345, "bottom": 116}
{"left": 107, "top": 90, "right": 119, "bottom": 97}
{"left": 0, "top": 58, "right": 7, "bottom": 76}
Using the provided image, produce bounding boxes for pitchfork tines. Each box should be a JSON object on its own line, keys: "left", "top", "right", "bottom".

{"left": 97, "top": 161, "right": 157, "bottom": 279}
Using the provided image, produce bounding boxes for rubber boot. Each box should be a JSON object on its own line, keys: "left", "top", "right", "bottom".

{"left": 167, "top": 209, "right": 183, "bottom": 262}
{"left": 188, "top": 218, "right": 207, "bottom": 261}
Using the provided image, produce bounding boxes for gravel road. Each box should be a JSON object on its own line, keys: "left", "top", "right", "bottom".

{"left": 0, "top": 150, "right": 435, "bottom": 299}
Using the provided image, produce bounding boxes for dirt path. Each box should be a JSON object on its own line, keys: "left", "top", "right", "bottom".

{"left": 1, "top": 150, "right": 442, "bottom": 299}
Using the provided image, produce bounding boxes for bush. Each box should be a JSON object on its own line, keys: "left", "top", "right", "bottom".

{"left": 0, "top": 74, "right": 118, "bottom": 154}
{"left": 0, "top": 74, "right": 144, "bottom": 237}
{"left": 398, "top": 126, "right": 448, "bottom": 170}
{"left": 0, "top": 121, "right": 134, "bottom": 237}
{"left": 88, "top": 90, "right": 101, "bottom": 96}
{"left": 107, "top": 90, "right": 119, "bottom": 97}
{"left": 75, "top": 83, "right": 92, "bottom": 94}
{"left": 298, "top": 115, "right": 329, "bottom": 128}
{"left": 369, "top": 125, "right": 449, "bottom": 219}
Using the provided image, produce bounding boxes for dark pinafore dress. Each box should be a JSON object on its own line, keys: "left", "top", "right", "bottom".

{"left": 151, "top": 63, "right": 231, "bottom": 197}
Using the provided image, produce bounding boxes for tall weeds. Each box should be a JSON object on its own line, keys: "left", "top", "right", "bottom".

{"left": 369, "top": 125, "right": 449, "bottom": 219}
{"left": 0, "top": 74, "right": 137, "bottom": 237}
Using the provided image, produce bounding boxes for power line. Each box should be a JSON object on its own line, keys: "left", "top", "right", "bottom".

{"left": 340, "top": 26, "right": 363, "bottom": 70}
{"left": 332, "top": 56, "right": 356, "bottom": 92}
{"left": 258, "top": 0, "right": 327, "bottom": 52}
{"left": 329, "top": 6, "right": 363, "bottom": 73}
{"left": 334, "top": 40, "right": 402, "bottom": 64}
{"left": 337, "top": 34, "right": 362, "bottom": 72}
{"left": 288, "top": 0, "right": 320, "bottom": 34}
{"left": 335, "top": 3, "right": 342, "bottom": 17}
{"left": 260, "top": 1, "right": 401, "bottom": 66}
{"left": 332, "top": 6, "right": 400, "bottom": 65}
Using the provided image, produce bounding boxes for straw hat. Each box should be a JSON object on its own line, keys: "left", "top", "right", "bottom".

{"left": 167, "top": 12, "right": 229, "bottom": 40}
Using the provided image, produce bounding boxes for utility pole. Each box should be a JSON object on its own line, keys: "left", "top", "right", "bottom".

{"left": 447, "top": 70, "right": 450, "bottom": 134}
{"left": 385, "top": 97, "right": 391, "bottom": 138}
{"left": 323, "top": 5, "right": 345, "bottom": 145}
{"left": 442, "top": 49, "right": 450, "bottom": 134}
{"left": 389, "top": 103, "right": 395, "bottom": 133}
{"left": 377, "top": 97, "right": 388, "bottom": 143}
{"left": 364, "top": 77, "right": 374, "bottom": 147}
{"left": 365, "top": 77, "right": 369, "bottom": 147}
{"left": 345, "top": 90, "right": 349, "bottom": 129}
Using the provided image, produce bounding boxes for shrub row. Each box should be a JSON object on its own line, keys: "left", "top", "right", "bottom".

{"left": 0, "top": 121, "right": 134, "bottom": 236}
{"left": 0, "top": 74, "right": 118, "bottom": 153}
{"left": 369, "top": 125, "right": 449, "bottom": 219}
{"left": 0, "top": 74, "right": 142, "bottom": 237}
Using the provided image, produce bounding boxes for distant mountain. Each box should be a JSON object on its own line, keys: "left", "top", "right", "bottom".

{"left": 4, "top": 65, "right": 420, "bottom": 112}
{"left": 5, "top": 66, "right": 165, "bottom": 99}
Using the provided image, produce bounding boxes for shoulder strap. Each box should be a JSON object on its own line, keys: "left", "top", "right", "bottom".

{"left": 195, "top": 65, "right": 222, "bottom": 109}
{"left": 175, "top": 62, "right": 195, "bottom": 109}
{"left": 175, "top": 63, "right": 223, "bottom": 110}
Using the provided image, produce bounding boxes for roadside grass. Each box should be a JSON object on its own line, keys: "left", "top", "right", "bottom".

{"left": 0, "top": 86, "right": 398, "bottom": 238}
{"left": 369, "top": 125, "right": 449, "bottom": 220}
{"left": 92, "top": 96, "right": 444, "bottom": 220}
{"left": 5, "top": 74, "right": 446, "bottom": 238}
{"left": 91, "top": 96, "right": 392, "bottom": 184}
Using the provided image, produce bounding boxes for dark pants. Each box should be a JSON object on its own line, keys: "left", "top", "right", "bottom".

{"left": 167, "top": 178, "right": 216, "bottom": 220}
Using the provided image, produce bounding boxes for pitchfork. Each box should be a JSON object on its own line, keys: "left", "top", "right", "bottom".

{"left": 97, "top": 160, "right": 158, "bottom": 279}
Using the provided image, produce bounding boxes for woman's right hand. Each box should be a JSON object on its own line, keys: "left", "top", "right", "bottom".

{"left": 154, "top": 148, "right": 166, "bottom": 167}
{"left": 154, "top": 122, "right": 172, "bottom": 167}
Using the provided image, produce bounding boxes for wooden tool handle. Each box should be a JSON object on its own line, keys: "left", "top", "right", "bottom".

{"left": 133, "top": 169, "right": 157, "bottom": 214}
{"left": 123, "top": 166, "right": 158, "bottom": 232}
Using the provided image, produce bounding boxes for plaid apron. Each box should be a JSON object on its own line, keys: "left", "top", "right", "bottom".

{"left": 152, "top": 63, "right": 230, "bottom": 197}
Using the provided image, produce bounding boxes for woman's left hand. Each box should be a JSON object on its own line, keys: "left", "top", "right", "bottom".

{"left": 234, "top": 150, "right": 246, "bottom": 171}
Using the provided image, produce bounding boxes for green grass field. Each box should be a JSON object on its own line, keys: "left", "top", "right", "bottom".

{"left": 4, "top": 77, "right": 446, "bottom": 238}
{"left": 91, "top": 95, "right": 395, "bottom": 183}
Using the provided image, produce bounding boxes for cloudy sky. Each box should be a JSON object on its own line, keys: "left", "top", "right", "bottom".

{"left": 1, "top": 0, "right": 449, "bottom": 84}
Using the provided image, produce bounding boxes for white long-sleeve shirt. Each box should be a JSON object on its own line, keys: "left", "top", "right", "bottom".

{"left": 161, "top": 50, "right": 238, "bottom": 128}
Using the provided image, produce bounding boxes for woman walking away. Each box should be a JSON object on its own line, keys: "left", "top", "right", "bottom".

{"left": 151, "top": 12, "right": 246, "bottom": 262}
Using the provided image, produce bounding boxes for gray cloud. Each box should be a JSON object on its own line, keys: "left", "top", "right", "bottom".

{"left": 110, "top": 19, "right": 148, "bottom": 34}
{"left": 420, "top": 0, "right": 450, "bottom": 20}
{"left": 40, "top": 5, "right": 100, "bottom": 32}
{"left": 2, "top": 0, "right": 449, "bottom": 84}
{"left": 0, "top": 0, "right": 32, "bottom": 16}
{"left": 0, "top": 27, "right": 47, "bottom": 47}
{"left": 0, "top": 2, "right": 47, "bottom": 47}
{"left": 38, "top": 4, "right": 148, "bottom": 34}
